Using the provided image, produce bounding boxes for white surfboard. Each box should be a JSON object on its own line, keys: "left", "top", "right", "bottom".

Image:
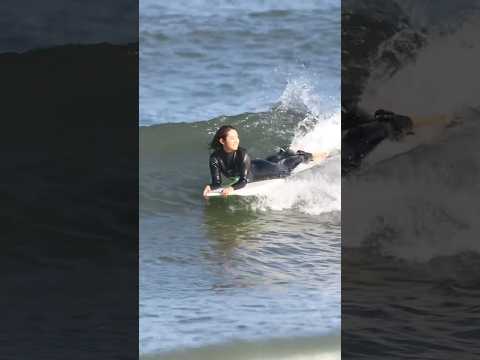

{"left": 205, "top": 155, "right": 325, "bottom": 197}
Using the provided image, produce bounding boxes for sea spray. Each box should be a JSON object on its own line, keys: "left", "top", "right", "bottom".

{"left": 250, "top": 78, "right": 341, "bottom": 216}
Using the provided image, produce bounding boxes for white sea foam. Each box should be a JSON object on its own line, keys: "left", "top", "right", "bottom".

{"left": 252, "top": 78, "right": 341, "bottom": 216}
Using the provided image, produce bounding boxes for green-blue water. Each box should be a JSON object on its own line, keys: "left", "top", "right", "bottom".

{"left": 140, "top": 0, "right": 341, "bottom": 356}
{"left": 140, "top": 110, "right": 341, "bottom": 356}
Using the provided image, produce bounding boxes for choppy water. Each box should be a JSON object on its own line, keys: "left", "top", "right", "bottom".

{"left": 140, "top": 0, "right": 340, "bottom": 124}
{"left": 140, "top": 0, "right": 341, "bottom": 357}
{"left": 140, "top": 108, "right": 341, "bottom": 356}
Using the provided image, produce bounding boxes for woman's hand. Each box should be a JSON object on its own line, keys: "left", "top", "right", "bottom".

{"left": 221, "top": 186, "right": 234, "bottom": 196}
{"left": 203, "top": 185, "right": 211, "bottom": 198}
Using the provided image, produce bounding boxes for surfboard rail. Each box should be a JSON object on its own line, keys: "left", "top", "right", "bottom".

{"left": 204, "top": 153, "right": 328, "bottom": 198}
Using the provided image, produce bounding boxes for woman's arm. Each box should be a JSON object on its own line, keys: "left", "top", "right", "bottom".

{"left": 231, "top": 151, "right": 251, "bottom": 190}
{"left": 209, "top": 155, "right": 223, "bottom": 190}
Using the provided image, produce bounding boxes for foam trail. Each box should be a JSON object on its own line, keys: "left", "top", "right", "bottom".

{"left": 253, "top": 78, "right": 341, "bottom": 216}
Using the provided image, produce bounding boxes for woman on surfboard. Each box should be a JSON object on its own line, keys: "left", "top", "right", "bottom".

{"left": 202, "top": 125, "right": 325, "bottom": 197}
{"left": 342, "top": 107, "right": 454, "bottom": 174}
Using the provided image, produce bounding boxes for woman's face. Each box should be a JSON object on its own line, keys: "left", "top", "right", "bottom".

{"left": 220, "top": 129, "right": 240, "bottom": 152}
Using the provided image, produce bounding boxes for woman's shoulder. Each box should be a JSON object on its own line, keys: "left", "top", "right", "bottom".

{"left": 209, "top": 149, "right": 223, "bottom": 163}
{"left": 237, "top": 147, "right": 249, "bottom": 156}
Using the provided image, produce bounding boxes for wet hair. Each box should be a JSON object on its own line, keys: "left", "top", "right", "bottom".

{"left": 209, "top": 125, "right": 237, "bottom": 151}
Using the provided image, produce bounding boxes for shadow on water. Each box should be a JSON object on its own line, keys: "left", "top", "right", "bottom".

{"left": 202, "top": 198, "right": 264, "bottom": 255}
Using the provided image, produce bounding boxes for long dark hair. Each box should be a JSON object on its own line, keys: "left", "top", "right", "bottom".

{"left": 209, "top": 125, "right": 237, "bottom": 151}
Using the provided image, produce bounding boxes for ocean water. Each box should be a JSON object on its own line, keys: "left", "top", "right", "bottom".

{"left": 140, "top": 0, "right": 341, "bottom": 358}
{"left": 140, "top": 0, "right": 340, "bottom": 125}
{"left": 342, "top": 2, "right": 480, "bottom": 358}
{"left": 140, "top": 111, "right": 341, "bottom": 357}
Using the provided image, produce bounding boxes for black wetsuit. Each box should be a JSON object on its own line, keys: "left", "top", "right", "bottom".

{"left": 209, "top": 147, "right": 312, "bottom": 190}
{"left": 342, "top": 108, "right": 414, "bottom": 174}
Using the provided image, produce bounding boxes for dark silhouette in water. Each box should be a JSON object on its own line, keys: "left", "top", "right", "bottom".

{"left": 342, "top": 107, "right": 414, "bottom": 175}
{"left": 2, "top": 43, "right": 138, "bottom": 359}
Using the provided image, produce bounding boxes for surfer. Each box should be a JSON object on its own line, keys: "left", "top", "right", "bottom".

{"left": 342, "top": 108, "right": 413, "bottom": 174}
{"left": 202, "top": 125, "right": 323, "bottom": 197}
{"left": 342, "top": 107, "right": 451, "bottom": 174}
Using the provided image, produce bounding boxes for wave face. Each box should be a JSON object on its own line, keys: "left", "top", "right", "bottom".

{"left": 140, "top": 62, "right": 341, "bottom": 355}
{"left": 140, "top": 77, "right": 341, "bottom": 217}
{"left": 140, "top": 1, "right": 341, "bottom": 355}
{"left": 140, "top": 0, "right": 340, "bottom": 124}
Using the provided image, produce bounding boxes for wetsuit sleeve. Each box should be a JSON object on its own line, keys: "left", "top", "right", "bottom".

{"left": 375, "top": 109, "right": 413, "bottom": 139}
{"left": 209, "top": 155, "right": 222, "bottom": 190}
{"left": 341, "top": 122, "right": 390, "bottom": 170}
{"left": 231, "top": 152, "right": 251, "bottom": 190}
